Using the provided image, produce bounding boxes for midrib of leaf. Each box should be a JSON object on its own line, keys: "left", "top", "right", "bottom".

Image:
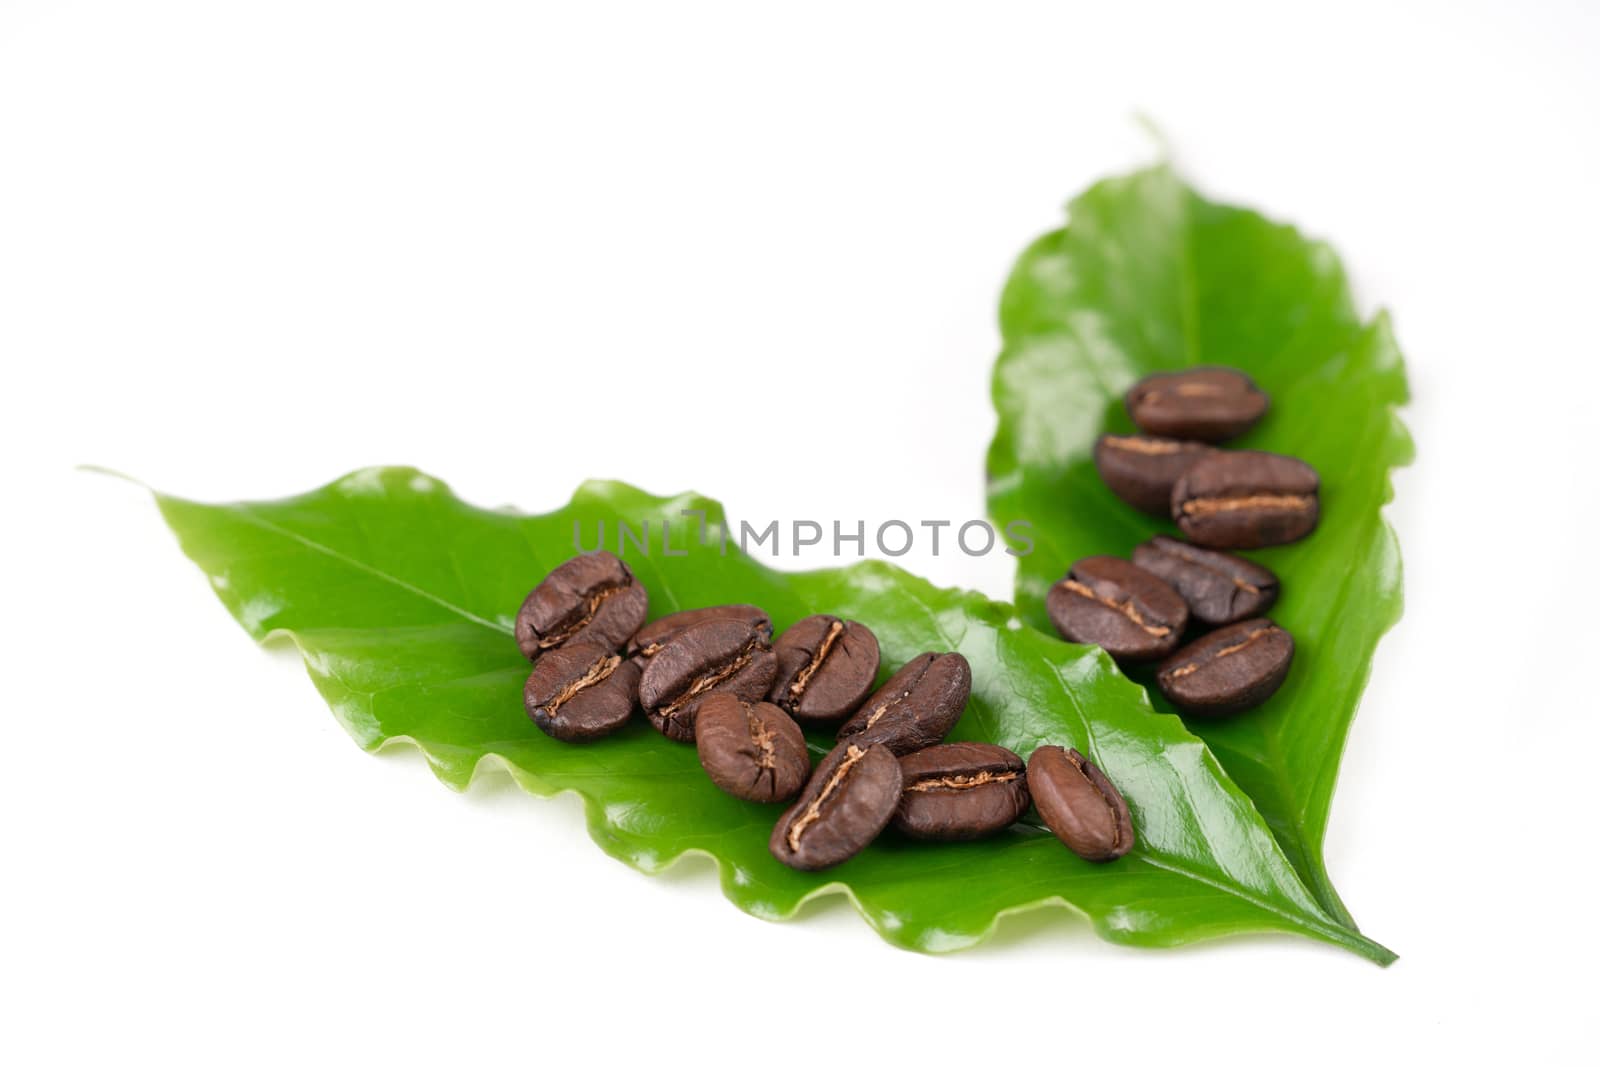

{"left": 1223, "top": 730, "right": 1354, "bottom": 929}
{"left": 231, "top": 505, "right": 511, "bottom": 637}
{"left": 1132, "top": 852, "right": 1389, "bottom": 963}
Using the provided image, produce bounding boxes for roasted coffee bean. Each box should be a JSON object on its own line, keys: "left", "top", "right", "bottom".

{"left": 836, "top": 652, "right": 971, "bottom": 755}
{"left": 892, "top": 742, "right": 1029, "bottom": 842}
{"left": 515, "top": 550, "right": 648, "bottom": 660}
{"left": 695, "top": 693, "right": 811, "bottom": 804}
{"left": 1171, "top": 450, "right": 1320, "bottom": 549}
{"left": 523, "top": 642, "right": 641, "bottom": 742}
{"left": 768, "top": 614, "right": 881, "bottom": 726}
{"left": 1131, "top": 535, "right": 1279, "bottom": 625}
{"left": 769, "top": 742, "right": 902, "bottom": 871}
{"left": 638, "top": 619, "right": 778, "bottom": 742}
{"left": 1046, "top": 556, "right": 1188, "bottom": 663}
{"left": 1027, "top": 745, "right": 1134, "bottom": 862}
{"left": 1126, "top": 367, "right": 1268, "bottom": 442}
{"left": 1093, "top": 434, "right": 1215, "bottom": 516}
{"left": 1155, "top": 618, "right": 1294, "bottom": 716}
{"left": 626, "top": 604, "right": 772, "bottom": 660}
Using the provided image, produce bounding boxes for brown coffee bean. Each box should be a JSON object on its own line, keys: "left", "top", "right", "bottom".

{"left": 638, "top": 619, "right": 778, "bottom": 742}
{"left": 768, "top": 614, "right": 881, "bottom": 726}
{"left": 1045, "top": 556, "right": 1188, "bottom": 663}
{"left": 626, "top": 604, "right": 772, "bottom": 660}
{"left": 836, "top": 652, "right": 970, "bottom": 755}
{"left": 1156, "top": 618, "right": 1294, "bottom": 716}
{"left": 769, "top": 742, "right": 902, "bottom": 871}
{"left": 892, "top": 742, "right": 1029, "bottom": 842}
{"left": 1131, "top": 535, "right": 1279, "bottom": 625}
{"left": 514, "top": 550, "right": 648, "bottom": 660}
{"left": 523, "top": 642, "right": 640, "bottom": 742}
{"left": 695, "top": 693, "right": 811, "bottom": 804}
{"left": 1171, "top": 450, "right": 1320, "bottom": 549}
{"left": 1126, "top": 367, "right": 1268, "bottom": 442}
{"left": 1093, "top": 434, "right": 1215, "bottom": 516}
{"left": 1027, "top": 745, "right": 1134, "bottom": 862}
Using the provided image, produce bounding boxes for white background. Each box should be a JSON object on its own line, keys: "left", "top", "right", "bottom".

{"left": 4, "top": 1, "right": 1598, "bottom": 1062}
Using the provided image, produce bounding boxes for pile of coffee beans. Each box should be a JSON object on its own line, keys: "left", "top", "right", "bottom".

{"left": 1054, "top": 366, "right": 1314, "bottom": 716}
{"left": 514, "top": 552, "right": 1134, "bottom": 870}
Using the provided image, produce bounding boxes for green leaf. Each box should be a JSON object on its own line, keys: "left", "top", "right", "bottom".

{"left": 146, "top": 467, "right": 1392, "bottom": 962}
{"left": 986, "top": 165, "right": 1412, "bottom": 929}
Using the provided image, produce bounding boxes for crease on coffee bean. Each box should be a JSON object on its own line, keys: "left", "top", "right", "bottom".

{"left": 547, "top": 653, "right": 621, "bottom": 712}
{"left": 856, "top": 689, "right": 910, "bottom": 733}
{"left": 1164, "top": 625, "right": 1276, "bottom": 680}
{"left": 746, "top": 707, "right": 778, "bottom": 770}
{"left": 906, "top": 770, "right": 1019, "bottom": 793}
{"left": 538, "top": 585, "right": 627, "bottom": 649}
{"left": 742, "top": 707, "right": 782, "bottom": 793}
{"left": 788, "top": 620, "right": 844, "bottom": 701}
{"left": 1169, "top": 383, "right": 1228, "bottom": 398}
{"left": 1068, "top": 751, "right": 1126, "bottom": 853}
{"left": 1180, "top": 494, "right": 1314, "bottom": 517}
{"left": 660, "top": 642, "right": 757, "bottom": 718}
{"left": 1102, "top": 436, "right": 1192, "bottom": 456}
{"left": 1062, "top": 579, "right": 1171, "bottom": 637}
{"left": 786, "top": 745, "right": 866, "bottom": 852}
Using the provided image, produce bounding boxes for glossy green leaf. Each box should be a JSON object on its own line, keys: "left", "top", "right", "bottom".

{"left": 986, "top": 165, "right": 1412, "bottom": 929}
{"left": 148, "top": 468, "right": 1392, "bottom": 961}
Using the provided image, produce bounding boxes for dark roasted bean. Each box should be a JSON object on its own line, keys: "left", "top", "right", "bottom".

{"left": 1093, "top": 434, "right": 1215, "bottom": 516}
{"left": 626, "top": 604, "right": 772, "bottom": 660}
{"left": 694, "top": 694, "right": 806, "bottom": 799}
{"left": 638, "top": 619, "right": 777, "bottom": 742}
{"left": 768, "top": 614, "right": 880, "bottom": 726}
{"left": 1046, "top": 556, "right": 1188, "bottom": 663}
{"left": 1125, "top": 367, "right": 1269, "bottom": 442}
{"left": 514, "top": 550, "right": 648, "bottom": 660}
{"left": 1171, "top": 450, "right": 1320, "bottom": 548}
{"left": 836, "top": 652, "right": 970, "bottom": 755}
{"left": 1156, "top": 618, "right": 1294, "bottom": 716}
{"left": 1131, "top": 535, "right": 1279, "bottom": 625}
{"left": 892, "top": 742, "right": 1029, "bottom": 841}
{"left": 523, "top": 642, "right": 640, "bottom": 742}
{"left": 695, "top": 693, "right": 811, "bottom": 804}
{"left": 769, "top": 743, "right": 902, "bottom": 870}
{"left": 1027, "top": 745, "right": 1134, "bottom": 862}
